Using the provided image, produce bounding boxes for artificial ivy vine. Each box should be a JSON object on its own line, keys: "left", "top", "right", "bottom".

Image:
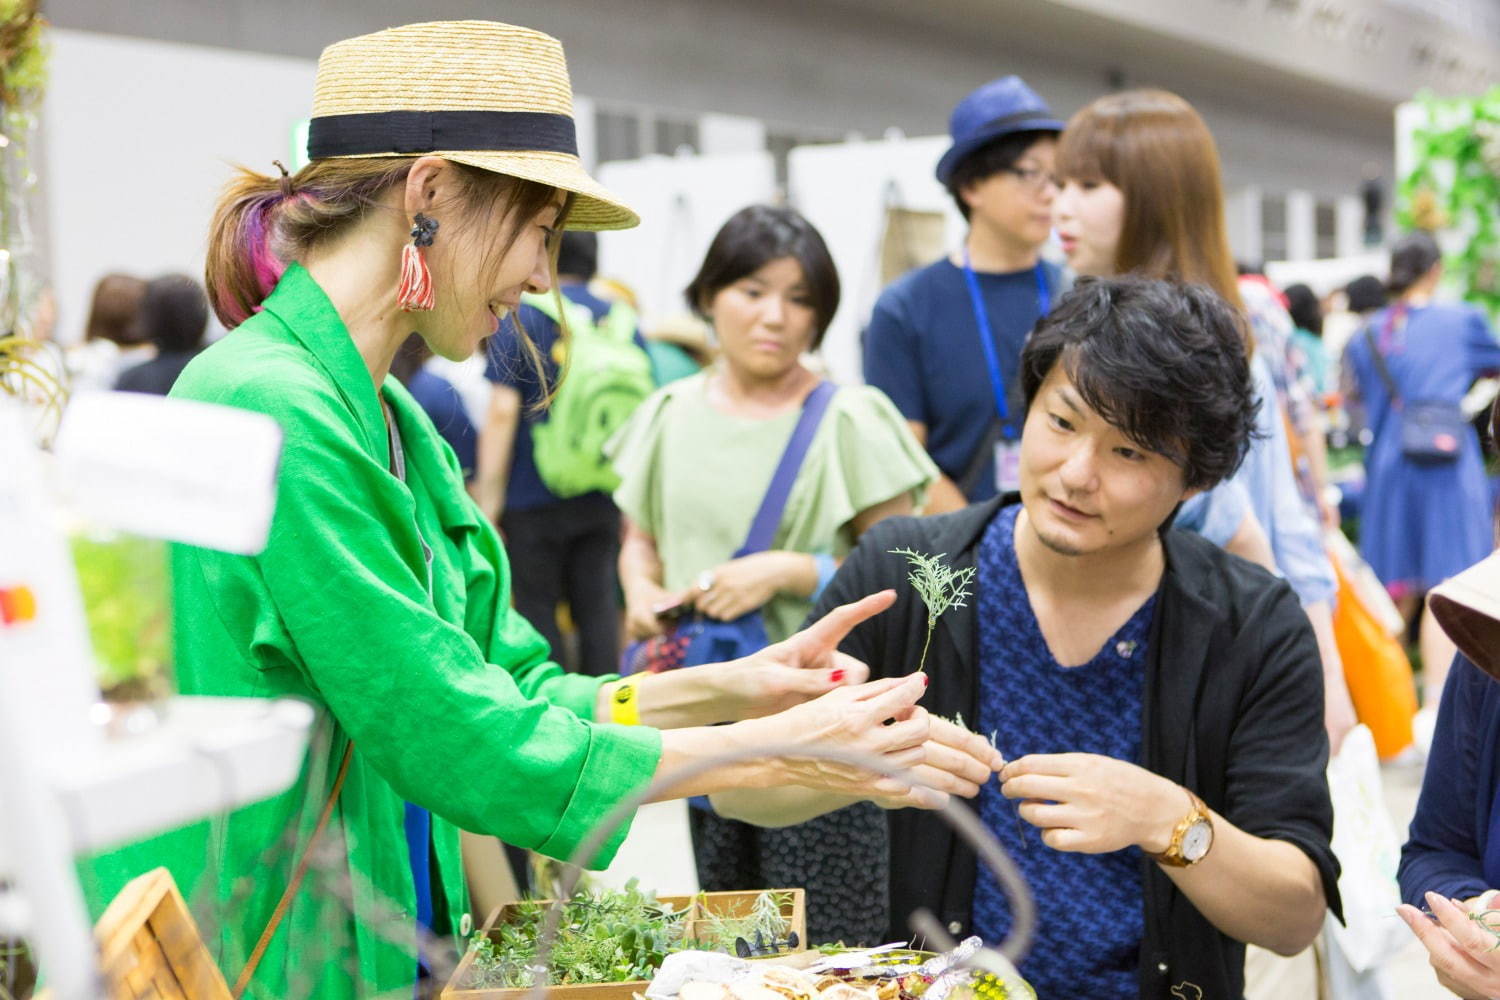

{"left": 1398, "top": 87, "right": 1500, "bottom": 320}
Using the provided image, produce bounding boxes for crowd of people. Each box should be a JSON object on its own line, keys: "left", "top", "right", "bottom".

{"left": 47, "top": 16, "right": 1500, "bottom": 1000}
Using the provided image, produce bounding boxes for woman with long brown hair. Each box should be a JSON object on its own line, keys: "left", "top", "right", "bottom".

{"left": 79, "top": 22, "right": 1000, "bottom": 998}
{"left": 1052, "top": 89, "right": 1355, "bottom": 746}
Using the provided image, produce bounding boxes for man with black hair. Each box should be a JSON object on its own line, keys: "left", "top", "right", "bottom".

{"left": 718, "top": 277, "right": 1340, "bottom": 1000}
{"left": 864, "top": 76, "right": 1065, "bottom": 511}
{"left": 474, "top": 230, "right": 651, "bottom": 677}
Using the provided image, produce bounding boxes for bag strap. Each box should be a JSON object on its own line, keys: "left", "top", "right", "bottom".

{"left": 735, "top": 381, "right": 837, "bottom": 557}
{"left": 232, "top": 740, "right": 354, "bottom": 999}
{"left": 1363, "top": 308, "right": 1405, "bottom": 408}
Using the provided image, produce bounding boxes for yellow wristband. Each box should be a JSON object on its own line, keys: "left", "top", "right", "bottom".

{"left": 610, "top": 674, "right": 644, "bottom": 726}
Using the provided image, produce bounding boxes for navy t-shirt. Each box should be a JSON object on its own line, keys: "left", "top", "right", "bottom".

{"left": 972, "top": 504, "right": 1151, "bottom": 997}
{"left": 405, "top": 368, "right": 477, "bottom": 481}
{"left": 863, "top": 258, "right": 1060, "bottom": 501}
{"left": 483, "top": 283, "right": 648, "bottom": 512}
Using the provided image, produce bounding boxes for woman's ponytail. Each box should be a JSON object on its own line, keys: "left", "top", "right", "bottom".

{"left": 205, "top": 166, "right": 294, "bottom": 329}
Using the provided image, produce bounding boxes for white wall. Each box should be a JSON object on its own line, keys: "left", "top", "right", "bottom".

{"left": 596, "top": 152, "right": 775, "bottom": 329}
{"left": 43, "top": 30, "right": 316, "bottom": 343}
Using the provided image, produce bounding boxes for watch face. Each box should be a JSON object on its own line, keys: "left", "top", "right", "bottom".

{"left": 1182, "top": 819, "right": 1213, "bottom": 862}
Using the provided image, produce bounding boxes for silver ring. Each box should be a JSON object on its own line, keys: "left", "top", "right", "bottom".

{"left": 697, "top": 571, "right": 716, "bottom": 593}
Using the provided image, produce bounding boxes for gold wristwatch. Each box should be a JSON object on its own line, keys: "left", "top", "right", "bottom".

{"left": 1149, "top": 789, "right": 1214, "bottom": 868}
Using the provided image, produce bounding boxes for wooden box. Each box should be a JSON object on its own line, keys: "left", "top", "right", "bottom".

{"left": 96, "top": 867, "right": 232, "bottom": 1000}
{"left": 442, "top": 889, "right": 806, "bottom": 1000}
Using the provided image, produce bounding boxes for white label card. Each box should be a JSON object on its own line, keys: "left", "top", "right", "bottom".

{"left": 53, "top": 392, "right": 283, "bottom": 556}
{"left": 994, "top": 438, "right": 1022, "bottom": 494}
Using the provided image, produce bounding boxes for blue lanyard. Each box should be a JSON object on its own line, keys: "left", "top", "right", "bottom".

{"left": 961, "top": 249, "right": 1050, "bottom": 437}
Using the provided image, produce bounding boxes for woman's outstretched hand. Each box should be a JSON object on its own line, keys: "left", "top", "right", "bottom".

{"left": 708, "top": 591, "right": 894, "bottom": 720}
{"left": 751, "top": 673, "right": 1003, "bottom": 810}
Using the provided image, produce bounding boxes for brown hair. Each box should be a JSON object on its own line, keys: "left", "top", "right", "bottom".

{"left": 84, "top": 273, "right": 148, "bottom": 345}
{"left": 205, "top": 157, "right": 567, "bottom": 330}
{"left": 1057, "top": 89, "right": 1243, "bottom": 312}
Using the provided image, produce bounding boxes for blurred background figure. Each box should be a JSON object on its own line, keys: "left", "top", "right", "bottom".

{"left": 611, "top": 204, "right": 934, "bottom": 944}
{"left": 1342, "top": 232, "right": 1500, "bottom": 718}
{"left": 1285, "top": 282, "right": 1330, "bottom": 398}
{"left": 114, "top": 273, "right": 209, "bottom": 396}
{"left": 390, "top": 332, "right": 477, "bottom": 481}
{"left": 474, "top": 229, "right": 654, "bottom": 677}
{"left": 67, "top": 272, "right": 147, "bottom": 393}
{"left": 864, "top": 75, "right": 1064, "bottom": 513}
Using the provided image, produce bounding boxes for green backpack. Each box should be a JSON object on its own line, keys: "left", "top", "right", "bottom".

{"left": 526, "top": 290, "right": 655, "bottom": 498}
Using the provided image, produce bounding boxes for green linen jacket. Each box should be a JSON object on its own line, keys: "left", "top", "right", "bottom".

{"left": 79, "top": 263, "right": 662, "bottom": 999}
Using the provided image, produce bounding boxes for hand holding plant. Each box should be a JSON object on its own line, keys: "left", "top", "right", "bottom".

{"left": 890, "top": 548, "right": 976, "bottom": 673}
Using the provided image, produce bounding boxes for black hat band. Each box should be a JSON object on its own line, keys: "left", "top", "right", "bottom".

{"left": 308, "top": 109, "right": 578, "bottom": 159}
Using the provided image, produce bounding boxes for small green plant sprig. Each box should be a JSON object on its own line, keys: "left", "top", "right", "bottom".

{"left": 889, "top": 548, "right": 975, "bottom": 673}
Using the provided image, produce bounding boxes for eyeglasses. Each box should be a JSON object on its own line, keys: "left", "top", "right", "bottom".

{"left": 1003, "top": 165, "right": 1062, "bottom": 192}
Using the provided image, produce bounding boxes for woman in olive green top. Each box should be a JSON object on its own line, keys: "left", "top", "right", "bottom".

{"left": 79, "top": 22, "right": 1000, "bottom": 1000}
{"left": 612, "top": 205, "right": 938, "bottom": 944}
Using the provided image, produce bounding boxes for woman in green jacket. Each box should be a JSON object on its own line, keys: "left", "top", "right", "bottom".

{"left": 80, "top": 20, "right": 1002, "bottom": 1000}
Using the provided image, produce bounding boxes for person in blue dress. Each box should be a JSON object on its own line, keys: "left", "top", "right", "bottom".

{"left": 1342, "top": 232, "right": 1500, "bottom": 621}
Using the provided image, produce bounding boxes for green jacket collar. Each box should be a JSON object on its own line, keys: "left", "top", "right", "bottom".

{"left": 261, "top": 262, "right": 389, "bottom": 468}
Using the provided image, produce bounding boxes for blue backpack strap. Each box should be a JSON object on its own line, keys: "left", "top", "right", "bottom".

{"left": 735, "top": 381, "right": 837, "bottom": 557}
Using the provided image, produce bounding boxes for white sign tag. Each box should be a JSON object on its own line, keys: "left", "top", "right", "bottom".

{"left": 994, "top": 438, "right": 1022, "bottom": 494}
{"left": 53, "top": 392, "right": 283, "bottom": 555}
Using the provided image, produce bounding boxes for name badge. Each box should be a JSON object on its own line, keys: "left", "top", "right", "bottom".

{"left": 994, "top": 438, "right": 1022, "bottom": 494}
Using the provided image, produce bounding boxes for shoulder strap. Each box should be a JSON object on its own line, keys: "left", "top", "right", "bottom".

{"left": 232, "top": 741, "right": 354, "bottom": 998}
{"left": 736, "top": 381, "right": 837, "bottom": 557}
{"left": 1363, "top": 316, "right": 1401, "bottom": 407}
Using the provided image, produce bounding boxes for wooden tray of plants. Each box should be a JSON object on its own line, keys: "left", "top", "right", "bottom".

{"left": 443, "top": 884, "right": 806, "bottom": 1000}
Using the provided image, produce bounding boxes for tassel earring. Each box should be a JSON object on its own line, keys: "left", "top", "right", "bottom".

{"left": 397, "top": 213, "right": 439, "bottom": 312}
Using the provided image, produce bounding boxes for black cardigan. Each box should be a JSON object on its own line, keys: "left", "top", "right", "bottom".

{"left": 809, "top": 497, "right": 1342, "bottom": 1000}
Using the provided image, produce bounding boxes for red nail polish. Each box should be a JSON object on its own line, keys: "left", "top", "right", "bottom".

{"left": 921, "top": 674, "right": 929, "bottom": 687}
{"left": 830, "top": 669, "right": 846, "bottom": 683}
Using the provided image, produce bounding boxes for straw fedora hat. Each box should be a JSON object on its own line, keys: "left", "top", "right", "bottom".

{"left": 308, "top": 20, "right": 637, "bottom": 231}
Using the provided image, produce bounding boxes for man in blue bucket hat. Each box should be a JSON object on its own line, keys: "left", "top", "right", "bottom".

{"left": 865, "top": 76, "right": 1066, "bottom": 510}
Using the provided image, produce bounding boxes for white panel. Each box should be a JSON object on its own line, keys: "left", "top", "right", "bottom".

{"left": 1225, "top": 187, "right": 1263, "bottom": 266}
{"left": 1286, "top": 190, "right": 1317, "bottom": 263}
{"left": 786, "top": 134, "right": 964, "bottom": 385}
{"left": 698, "top": 112, "right": 767, "bottom": 156}
{"left": 43, "top": 30, "right": 316, "bottom": 345}
{"left": 573, "top": 94, "right": 598, "bottom": 169}
{"left": 1336, "top": 195, "right": 1365, "bottom": 259}
{"left": 596, "top": 151, "right": 775, "bottom": 330}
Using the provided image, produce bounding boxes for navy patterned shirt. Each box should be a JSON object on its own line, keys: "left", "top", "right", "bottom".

{"left": 971, "top": 504, "right": 1155, "bottom": 998}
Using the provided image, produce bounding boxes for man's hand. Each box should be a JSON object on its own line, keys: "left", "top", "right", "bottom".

{"left": 1398, "top": 893, "right": 1500, "bottom": 999}
{"left": 999, "top": 752, "right": 1187, "bottom": 855}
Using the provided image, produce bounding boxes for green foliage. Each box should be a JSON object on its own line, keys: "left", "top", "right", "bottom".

{"left": 687, "top": 889, "right": 791, "bottom": 954}
{"left": 461, "top": 882, "right": 793, "bottom": 989}
{"left": 69, "top": 532, "right": 172, "bottom": 697}
{"left": 1398, "top": 87, "right": 1500, "bottom": 320}
{"left": 889, "top": 548, "right": 976, "bottom": 672}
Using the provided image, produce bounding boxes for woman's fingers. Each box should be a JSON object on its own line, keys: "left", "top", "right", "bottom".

{"left": 1427, "top": 892, "right": 1499, "bottom": 957}
{"left": 797, "top": 590, "right": 896, "bottom": 651}
{"left": 852, "top": 671, "right": 927, "bottom": 715}
{"left": 871, "top": 712, "right": 930, "bottom": 754}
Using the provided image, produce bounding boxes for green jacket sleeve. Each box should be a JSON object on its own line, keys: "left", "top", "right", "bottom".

{"left": 238, "top": 375, "right": 661, "bottom": 865}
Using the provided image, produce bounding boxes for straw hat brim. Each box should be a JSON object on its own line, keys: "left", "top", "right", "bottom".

{"left": 438, "top": 150, "right": 637, "bottom": 231}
